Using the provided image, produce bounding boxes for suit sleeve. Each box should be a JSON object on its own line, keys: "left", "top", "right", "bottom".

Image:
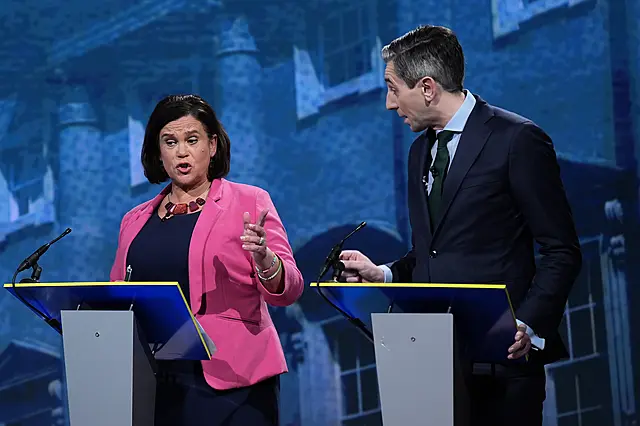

{"left": 388, "top": 136, "right": 425, "bottom": 283}
{"left": 508, "top": 122, "right": 582, "bottom": 338}
{"left": 255, "top": 189, "right": 304, "bottom": 307}
{"left": 389, "top": 233, "right": 416, "bottom": 283}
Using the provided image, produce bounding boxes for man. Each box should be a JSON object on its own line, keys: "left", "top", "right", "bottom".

{"left": 340, "top": 25, "right": 582, "bottom": 425}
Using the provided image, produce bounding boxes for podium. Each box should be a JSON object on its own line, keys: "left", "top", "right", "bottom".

{"left": 311, "top": 281, "right": 522, "bottom": 426}
{"left": 3, "top": 281, "right": 215, "bottom": 426}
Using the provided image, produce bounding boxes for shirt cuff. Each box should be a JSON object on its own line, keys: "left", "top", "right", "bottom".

{"left": 516, "top": 319, "right": 546, "bottom": 350}
{"left": 378, "top": 265, "right": 393, "bottom": 283}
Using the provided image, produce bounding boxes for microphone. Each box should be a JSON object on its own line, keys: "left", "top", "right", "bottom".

{"left": 430, "top": 166, "right": 439, "bottom": 177}
{"left": 330, "top": 260, "right": 345, "bottom": 283}
{"left": 317, "top": 221, "right": 367, "bottom": 280}
{"left": 314, "top": 221, "right": 373, "bottom": 343}
{"left": 18, "top": 228, "right": 72, "bottom": 273}
{"left": 12, "top": 227, "right": 72, "bottom": 335}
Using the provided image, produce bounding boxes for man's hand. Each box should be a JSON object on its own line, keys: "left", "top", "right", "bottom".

{"left": 339, "top": 250, "right": 385, "bottom": 283}
{"left": 508, "top": 324, "right": 532, "bottom": 359}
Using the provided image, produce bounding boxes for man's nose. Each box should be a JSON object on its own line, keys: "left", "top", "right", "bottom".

{"left": 385, "top": 92, "right": 397, "bottom": 110}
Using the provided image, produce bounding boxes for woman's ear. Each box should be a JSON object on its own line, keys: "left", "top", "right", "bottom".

{"left": 209, "top": 134, "right": 218, "bottom": 158}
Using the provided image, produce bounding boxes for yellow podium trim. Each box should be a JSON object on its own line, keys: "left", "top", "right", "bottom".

{"left": 4, "top": 281, "right": 180, "bottom": 288}
{"left": 309, "top": 282, "right": 506, "bottom": 290}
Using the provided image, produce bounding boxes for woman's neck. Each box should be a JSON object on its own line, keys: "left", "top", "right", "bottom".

{"left": 170, "top": 180, "right": 211, "bottom": 204}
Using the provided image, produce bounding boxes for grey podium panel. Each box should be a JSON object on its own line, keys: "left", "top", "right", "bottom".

{"left": 372, "top": 313, "right": 454, "bottom": 426}
{"left": 61, "top": 310, "right": 156, "bottom": 426}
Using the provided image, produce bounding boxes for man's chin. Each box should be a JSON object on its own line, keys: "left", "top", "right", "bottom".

{"left": 408, "top": 122, "right": 427, "bottom": 133}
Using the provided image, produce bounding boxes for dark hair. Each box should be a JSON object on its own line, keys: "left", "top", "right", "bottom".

{"left": 381, "top": 25, "right": 464, "bottom": 92}
{"left": 141, "top": 94, "right": 231, "bottom": 184}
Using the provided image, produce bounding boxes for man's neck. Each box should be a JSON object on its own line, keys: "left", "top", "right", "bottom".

{"left": 432, "top": 91, "right": 466, "bottom": 130}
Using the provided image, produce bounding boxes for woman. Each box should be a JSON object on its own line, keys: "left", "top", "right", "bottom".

{"left": 109, "top": 94, "right": 304, "bottom": 425}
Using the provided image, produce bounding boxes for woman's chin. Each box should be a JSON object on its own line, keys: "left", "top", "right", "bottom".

{"left": 170, "top": 174, "right": 206, "bottom": 189}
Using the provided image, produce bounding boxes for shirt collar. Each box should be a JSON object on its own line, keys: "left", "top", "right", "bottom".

{"left": 438, "top": 89, "right": 476, "bottom": 134}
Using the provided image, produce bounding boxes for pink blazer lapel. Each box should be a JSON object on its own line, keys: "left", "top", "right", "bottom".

{"left": 118, "top": 186, "right": 171, "bottom": 277}
{"left": 188, "top": 179, "right": 225, "bottom": 313}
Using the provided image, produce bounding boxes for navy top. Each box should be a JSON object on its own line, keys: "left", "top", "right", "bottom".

{"left": 126, "top": 209, "right": 202, "bottom": 375}
{"left": 126, "top": 210, "right": 201, "bottom": 305}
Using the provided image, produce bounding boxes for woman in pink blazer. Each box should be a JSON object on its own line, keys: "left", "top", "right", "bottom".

{"left": 109, "top": 94, "right": 304, "bottom": 426}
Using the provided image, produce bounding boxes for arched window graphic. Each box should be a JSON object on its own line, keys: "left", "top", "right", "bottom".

{"left": 293, "top": 223, "right": 408, "bottom": 426}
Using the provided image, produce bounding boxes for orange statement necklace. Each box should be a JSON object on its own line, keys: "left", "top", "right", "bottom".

{"left": 161, "top": 194, "right": 206, "bottom": 221}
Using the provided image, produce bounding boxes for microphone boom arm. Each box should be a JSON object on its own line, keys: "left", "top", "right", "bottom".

{"left": 12, "top": 227, "right": 72, "bottom": 334}
{"left": 314, "top": 221, "right": 373, "bottom": 343}
{"left": 318, "top": 221, "right": 367, "bottom": 281}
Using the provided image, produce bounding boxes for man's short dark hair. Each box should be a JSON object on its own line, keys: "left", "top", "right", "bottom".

{"left": 381, "top": 25, "right": 465, "bottom": 92}
{"left": 141, "top": 94, "right": 231, "bottom": 184}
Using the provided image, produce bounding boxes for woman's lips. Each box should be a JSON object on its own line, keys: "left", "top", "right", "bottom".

{"left": 176, "top": 163, "right": 192, "bottom": 174}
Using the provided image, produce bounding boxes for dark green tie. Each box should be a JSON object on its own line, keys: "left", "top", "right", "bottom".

{"left": 428, "top": 130, "right": 454, "bottom": 228}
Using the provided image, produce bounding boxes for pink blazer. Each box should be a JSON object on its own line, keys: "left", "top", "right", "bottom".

{"left": 110, "top": 178, "right": 304, "bottom": 390}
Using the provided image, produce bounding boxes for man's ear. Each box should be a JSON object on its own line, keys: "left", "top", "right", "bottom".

{"left": 420, "top": 76, "right": 437, "bottom": 103}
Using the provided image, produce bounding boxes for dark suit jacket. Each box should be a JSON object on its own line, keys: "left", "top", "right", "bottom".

{"left": 390, "top": 95, "right": 582, "bottom": 364}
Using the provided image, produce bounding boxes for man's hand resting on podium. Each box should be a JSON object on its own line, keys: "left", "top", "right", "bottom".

{"left": 339, "top": 250, "right": 384, "bottom": 283}
{"left": 508, "top": 324, "right": 532, "bottom": 359}
{"left": 341, "top": 251, "right": 536, "bottom": 361}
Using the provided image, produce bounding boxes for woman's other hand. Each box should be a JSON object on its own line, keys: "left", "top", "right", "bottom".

{"left": 241, "top": 209, "right": 273, "bottom": 269}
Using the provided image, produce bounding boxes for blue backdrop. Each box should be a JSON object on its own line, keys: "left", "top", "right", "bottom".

{"left": 1, "top": 0, "right": 639, "bottom": 425}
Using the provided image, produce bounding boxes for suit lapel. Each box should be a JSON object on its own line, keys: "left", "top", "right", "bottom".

{"left": 433, "top": 100, "right": 494, "bottom": 236}
{"left": 189, "top": 179, "right": 224, "bottom": 313}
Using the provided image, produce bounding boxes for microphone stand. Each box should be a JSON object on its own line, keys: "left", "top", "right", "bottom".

{"left": 314, "top": 222, "right": 374, "bottom": 343}
{"left": 19, "top": 261, "right": 44, "bottom": 284}
{"left": 11, "top": 227, "right": 72, "bottom": 334}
